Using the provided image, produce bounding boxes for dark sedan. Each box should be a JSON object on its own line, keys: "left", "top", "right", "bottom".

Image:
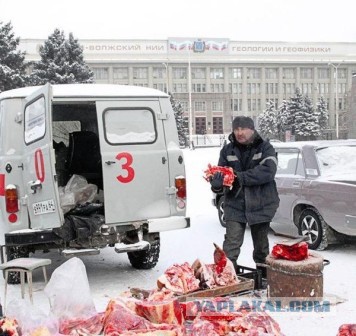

{"left": 213, "top": 140, "right": 356, "bottom": 250}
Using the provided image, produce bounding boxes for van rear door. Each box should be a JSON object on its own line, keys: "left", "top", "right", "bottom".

{"left": 96, "top": 100, "right": 170, "bottom": 224}
{"left": 22, "top": 84, "right": 63, "bottom": 229}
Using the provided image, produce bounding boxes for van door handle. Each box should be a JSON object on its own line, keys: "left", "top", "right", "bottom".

{"left": 162, "top": 157, "right": 167, "bottom": 164}
{"left": 29, "top": 180, "right": 42, "bottom": 194}
{"left": 105, "top": 160, "right": 116, "bottom": 165}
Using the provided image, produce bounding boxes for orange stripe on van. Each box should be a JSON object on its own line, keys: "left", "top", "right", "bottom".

{"left": 0, "top": 174, "right": 4, "bottom": 196}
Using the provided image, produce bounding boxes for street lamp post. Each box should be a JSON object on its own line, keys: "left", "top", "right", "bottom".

{"left": 328, "top": 62, "right": 341, "bottom": 139}
{"left": 188, "top": 48, "right": 193, "bottom": 149}
{"left": 162, "top": 62, "right": 169, "bottom": 93}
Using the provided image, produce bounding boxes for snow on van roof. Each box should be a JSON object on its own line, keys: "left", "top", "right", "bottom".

{"left": 0, "top": 84, "right": 169, "bottom": 99}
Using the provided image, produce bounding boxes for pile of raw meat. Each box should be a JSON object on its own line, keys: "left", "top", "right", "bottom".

{"left": 0, "top": 245, "right": 285, "bottom": 335}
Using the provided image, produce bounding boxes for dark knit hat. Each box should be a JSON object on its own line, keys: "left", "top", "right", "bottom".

{"left": 232, "top": 116, "right": 255, "bottom": 130}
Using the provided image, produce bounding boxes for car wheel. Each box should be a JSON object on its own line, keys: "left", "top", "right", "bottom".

{"left": 218, "top": 196, "right": 226, "bottom": 228}
{"left": 128, "top": 239, "right": 160, "bottom": 269}
{"left": 298, "top": 208, "right": 328, "bottom": 250}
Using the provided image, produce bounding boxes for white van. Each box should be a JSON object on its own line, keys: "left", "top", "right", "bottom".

{"left": 0, "top": 84, "right": 188, "bottom": 282}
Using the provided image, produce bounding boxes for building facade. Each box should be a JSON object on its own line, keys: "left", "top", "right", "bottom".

{"left": 20, "top": 38, "right": 356, "bottom": 138}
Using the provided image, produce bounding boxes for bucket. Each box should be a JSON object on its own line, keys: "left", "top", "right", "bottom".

{"left": 266, "top": 251, "right": 329, "bottom": 298}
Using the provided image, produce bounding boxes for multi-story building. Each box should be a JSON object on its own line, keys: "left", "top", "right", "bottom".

{"left": 20, "top": 38, "right": 356, "bottom": 138}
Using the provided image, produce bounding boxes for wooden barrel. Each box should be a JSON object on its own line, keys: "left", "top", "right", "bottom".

{"left": 266, "top": 251, "right": 325, "bottom": 298}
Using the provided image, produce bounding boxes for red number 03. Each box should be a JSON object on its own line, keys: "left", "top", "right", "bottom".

{"left": 116, "top": 152, "right": 135, "bottom": 183}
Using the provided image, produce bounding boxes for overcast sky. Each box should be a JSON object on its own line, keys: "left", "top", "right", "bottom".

{"left": 1, "top": 0, "right": 356, "bottom": 42}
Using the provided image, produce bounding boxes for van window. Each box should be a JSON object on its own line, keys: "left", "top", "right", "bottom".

{"left": 104, "top": 108, "right": 156, "bottom": 144}
{"left": 24, "top": 96, "right": 46, "bottom": 144}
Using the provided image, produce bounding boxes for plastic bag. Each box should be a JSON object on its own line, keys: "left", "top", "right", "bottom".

{"left": 44, "top": 257, "right": 96, "bottom": 321}
{"left": 6, "top": 299, "right": 59, "bottom": 336}
{"left": 59, "top": 175, "right": 98, "bottom": 214}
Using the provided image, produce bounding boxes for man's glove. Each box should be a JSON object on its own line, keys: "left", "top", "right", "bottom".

{"left": 210, "top": 172, "right": 224, "bottom": 191}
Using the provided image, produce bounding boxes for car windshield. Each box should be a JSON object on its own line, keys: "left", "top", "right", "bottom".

{"left": 316, "top": 145, "right": 356, "bottom": 176}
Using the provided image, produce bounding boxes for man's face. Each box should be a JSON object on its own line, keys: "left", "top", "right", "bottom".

{"left": 233, "top": 127, "right": 255, "bottom": 144}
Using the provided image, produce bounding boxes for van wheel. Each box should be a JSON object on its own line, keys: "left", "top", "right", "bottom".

{"left": 298, "top": 208, "right": 328, "bottom": 250}
{"left": 128, "top": 240, "right": 160, "bottom": 269}
{"left": 4, "top": 246, "right": 30, "bottom": 284}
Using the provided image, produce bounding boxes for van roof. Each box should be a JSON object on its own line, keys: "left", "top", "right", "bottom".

{"left": 0, "top": 84, "right": 169, "bottom": 100}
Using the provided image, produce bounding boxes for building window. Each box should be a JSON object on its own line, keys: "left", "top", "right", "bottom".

{"left": 231, "top": 99, "right": 242, "bottom": 112}
{"left": 229, "top": 83, "right": 242, "bottom": 94}
{"left": 210, "top": 83, "right": 224, "bottom": 93}
{"left": 302, "top": 83, "right": 313, "bottom": 94}
{"left": 173, "top": 67, "right": 187, "bottom": 79}
{"left": 210, "top": 68, "right": 224, "bottom": 79}
{"left": 265, "top": 68, "right": 278, "bottom": 79}
{"left": 265, "top": 83, "right": 278, "bottom": 94}
{"left": 133, "top": 83, "right": 148, "bottom": 87}
{"left": 247, "top": 68, "right": 261, "bottom": 79}
{"left": 247, "top": 99, "right": 261, "bottom": 112}
{"left": 318, "top": 83, "right": 329, "bottom": 94}
{"left": 133, "top": 67, "right": 148, "bottom": 79}
{"left": 213, "top": 117, "right": 223, "bottom": 134}
{"left": 212, "top": 101, "right": 224, "bottom": 111}
{"left": 93, "top": 68, "right": 109, "bottom": 80}
{"left": 247, "top": 83, "right": 261, "bottom": 94}
{"left": 283, "top": 83, "right": 296, "bottom": 95}
{"left": 153, "top": 67, "right": 165, "bottom": 79}
{"left": 194, "top": 101, "right": 206, "bottom": 111}
{"left": 153, "top": 83, "right": 167, "bottom": 92}
{"left": 173, "top": 83, "right": 187, "bottom": 92}
{"left": 318, "top": 68, "right": 330, "bottom": 79}
{"left": 337, "top": 68, "right": 347, "bottom": 79}
{"left": 113, "top": 67, "right": 128, "bottom": 79}
{"left": 192, "top": 67, "right": 206, "bottom": 79}
{"left": 195, "top": 117, "right": 206, "bottom": 134}
{"left": 283, "top": 68, "right": 295, "bottom": 79}
{"left": 230, "top": 67, "right": 242, "bottom": 79}
{"left": 192, "top": 83, "right": 206, "bottom": 93}
{"left": 180, "top": 101, "right": 188, "bottom": 111}
{"left": 300, "top": 68, "right": 313, "bottom": 79}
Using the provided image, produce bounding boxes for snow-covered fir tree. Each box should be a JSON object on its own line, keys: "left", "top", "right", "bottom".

{"left": 0, "top": 21, "right": 29, "bottom": 92}
{"left": 169, "top": 93, "right": 188, "bottom": 147}
{"left": 30, "top": 29, "right": 93, "bottom": 85}
{"left": 258, "top": 100, "right": 278, "bottom": 140}
{"left": 276, "top": 99, "right": 291, "bottom": 140}
{"left": 294, "top": 95, "right": 321, "bottom": 140}
{"left": 315, "top": 96, "right": 329, "bottom": 138}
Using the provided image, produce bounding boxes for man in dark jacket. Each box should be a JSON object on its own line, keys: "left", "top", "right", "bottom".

{"left": 210, "top": 116, "right": 279, "bottom": 277}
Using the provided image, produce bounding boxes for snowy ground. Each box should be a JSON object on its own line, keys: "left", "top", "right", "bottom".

{"left": 1, "top": 147, "right": 356, "bottom": 335}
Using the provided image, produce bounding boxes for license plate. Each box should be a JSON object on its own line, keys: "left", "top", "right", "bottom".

{"left": 33, "top": 199, "right": 56, "bottom": 215}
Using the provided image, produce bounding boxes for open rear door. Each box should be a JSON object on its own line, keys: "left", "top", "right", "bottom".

{"left": 96, "top": 100, "right": 171, "bottom": 224}
{"left": 22, "top": 84, "right": 63, "bottom": 229}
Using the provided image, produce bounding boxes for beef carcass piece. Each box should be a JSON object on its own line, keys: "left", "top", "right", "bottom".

{"left": 337, "top": 324, "right": 356, "bottom": 336}
{"left": 212, "top": 244, "right": 238, "bottom": 286}
{"left": 157, "top": 262, "right": 200, "bottom": 294}
{"left": 103, "top": 299, "right": 184, "bottom": 336}
{"left": 59, "top": 313, "right": 104, "bottom": 335}
{"left": 119, "top": 330, "right": 181, "bottom": 336}
{"left": 192, "top": 245, "right": 238, "bottom": 289}
{"left": 103, "top": 300, "right": 155, "bottom": 335}
{"left": 191, "top": 259, "right": 216, "bottom": 289}
{"left": 229, "top": 312, "right": 284, "bottom": 336}
{"left": 135, "top": 298, "right": 184, "bottom": 325}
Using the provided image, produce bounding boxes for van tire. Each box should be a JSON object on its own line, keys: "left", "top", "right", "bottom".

{"left": 128, "top": 240, "right": 160, "bottom": 269}
{"left": 4, "top": 246, "right": 30, "bottom": 284}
